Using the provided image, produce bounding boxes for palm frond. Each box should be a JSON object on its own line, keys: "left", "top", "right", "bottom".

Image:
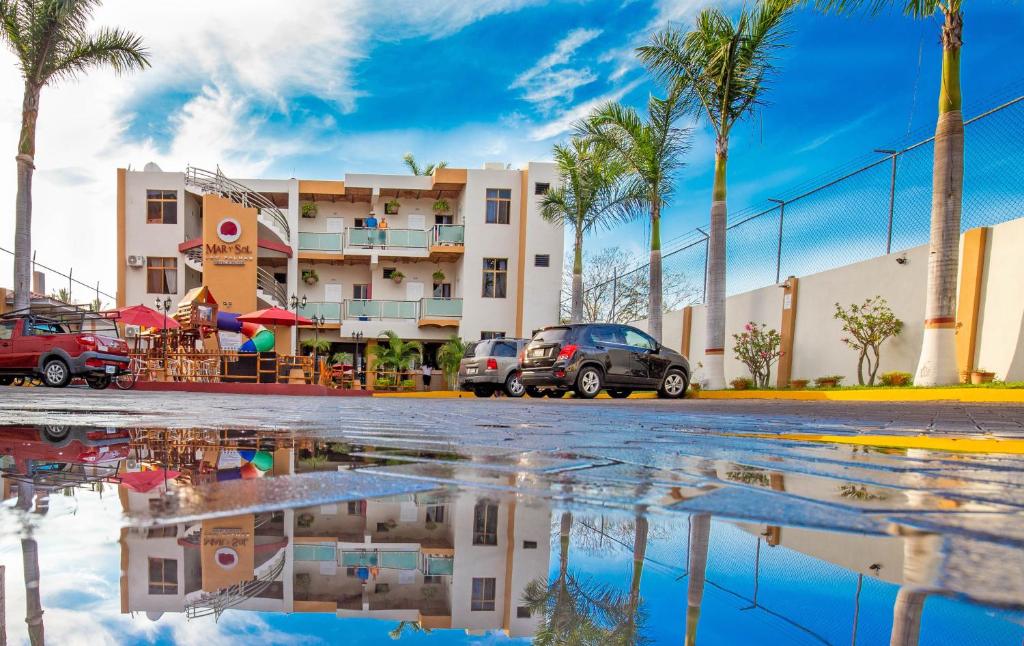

{"left": 46, "top": 25, "right": 149, "bottom": 81}
{"left": 402, "top": 153, "right": 421, "bottom": 175}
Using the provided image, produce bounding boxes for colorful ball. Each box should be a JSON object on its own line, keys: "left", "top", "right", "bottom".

{"left": 251, "top": 451, "right": 274, "bottom": 471}
{"left": 240, "top": 463, "right": 262, "bottom": 479}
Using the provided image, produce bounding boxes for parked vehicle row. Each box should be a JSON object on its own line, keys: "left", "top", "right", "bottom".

{"left": 459, "top": 323, "right": 690, "bottom": 400}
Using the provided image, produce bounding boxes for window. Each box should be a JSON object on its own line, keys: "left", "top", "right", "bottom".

{"left": 353, "top": 284, "right": 369, "bottom": 300}
{"left": 522, "top": 540, "right": 538, "bottom": 549}
{"left": 146, "top": 257, "right": 177, "bottom": 294}
{"left": 382, "top": 267, "right": 397, "bottom": 280}
{"left": 0, "top": 321, "right": 16, "bottom": 340}
{"left": 622, "top": 327, "right": 656, "bottom": 351}
{"left": 532, "top": 327, "right": 571, "bottom": 344}
{"left": 426, "top": 505, "right": 446, "bottom": 523}
{"left": 148, "top": 558, "right": 178, "bottom": 595}
{"left": 471, "top": 577, "right": 497, "bottom": 611}
{"left": 146, "top": 526, "right": 177, "bottom": 539}
{"left": 517, "top": 606, "right": 532, "bottom": 618}
{"left": 433, "top": 283, "right": 452, "bottom": 298}
{"left": 480, "top": 331, "right": 505, "bottom": 340}
{"left": 485, "top": 189, "right": 511, "bottom": 224}
{"left": 346, "top": 567, "right": 359, "bottom": 577}
{"left": 424, "top": 575, "right": 443, "bottom": 585}
{"left": 347, "top": 500, "right": 365, "bottom": 516}
{"left": 472, "top": 501, "right": 499, "bottom": 546}
{"left": 534, "top": 182, "right": 550, "bottom": 195}
{"left": 491, "top": 341, "right": 517, "bottom": 358}
{"left": 435, "top": 214, "right": 454, "bottom": 225}
{"left": 376, "top": 522, "right": 391, "bottom": 533}
{"left": 482, "top": 258, "right": 507, "bottom": 298}
{"left": 375, "top": 583, "right": 390, "bottom": 594}
{"left": 534, "top": 254, "right": 550, "bottom": 268}
{"left": 589, "top": 325, "right": 625, "bottom": 346}
{"left": 146, "top": 190, "right": 177, "bottom": 224}
{"left": 354, "top": 217, "right": 366, "bottom": 228}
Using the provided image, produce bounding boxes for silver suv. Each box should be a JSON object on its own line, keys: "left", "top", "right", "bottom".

{"left": 458, "top": 338, "right": 529, "bottom": 397}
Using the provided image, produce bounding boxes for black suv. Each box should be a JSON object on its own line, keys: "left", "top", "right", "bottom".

{"left": 519, "top": 323, "right": 690, "bottom": 399}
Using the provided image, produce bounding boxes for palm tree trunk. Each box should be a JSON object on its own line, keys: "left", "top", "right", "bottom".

{"left": 685, "top": 513, "right": 711, "bottom": 646}
{"left": 22, "top": 537, "right": 44, "bottom": 646}
{"left": 914, "top": 9, "right": 964, "bottom": 387}
{"left": 13, "top": 84, "right": 41, "bottom": 311}
{"left": 648, "top": 200, "right": 663, "bottom": 342}
{"left": 625, "top": 513, "right": 648, "bottom": 643}
{"left": 571, "top": 232, "right": 584, "bottom": 323}
{"left": 889, "top": 589, "right": 927, "bottom": 646}
{"left": 704, "top": 146, "right": 728, "bottom": 389}
{"left": 559, "top": 511, "right": 572, "bottom": 579}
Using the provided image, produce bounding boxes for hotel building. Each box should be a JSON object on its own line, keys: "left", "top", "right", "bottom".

{"left": 116, "top": 162, "right": 564, "bottom": 362}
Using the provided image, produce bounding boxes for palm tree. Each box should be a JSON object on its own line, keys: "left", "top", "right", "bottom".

{"left": 16, "top": 483, "right": 44, "bottom": 646}
{"left": 541, "top": 137, "right": 639, "bottom": 323}
{"left": 52, "top": 287, "right": 71, "bottom": 303}
{"left": 579, "top": 80, "right": 690, "bottom": 342}
{"left": 388, "top": 620, "right": 430, "bottom": 640}
{"left": 638, "top": 0, "right": 793, "bottom": 388}
{"left": 685, "top": 513, "right": 711, "bottom": 646}
{"left": 369, "top": 330, "right": 423, "bottom": 373}
{"left": 804, "top": 3, "right": 963, "bottom": 385}
{"left": 436, "top": 335, "right": 466, "bottom": 389}
{"left": 402, "top": 153, "right": 447, "bottom": 176}
{"left": 0, "top": 0, "right": 150, "bottom": 310}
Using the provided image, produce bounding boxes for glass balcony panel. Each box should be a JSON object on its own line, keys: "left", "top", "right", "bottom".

{"left": 346, "top": 300, "right": 379, "bottom": 319}
{"left": 298, "top": 232, "right": 343, "bottom": 251}
{"left": 420, "top": 298, "right": 463, "bottom": 318}
{"left": 379, "top": 551, "right": 419, "bottom": 570}
{"left": 426, "top": 556, "right": 454, "bottom": 576}
{"left": 341, "top": 551, "right": 378, "bottom": 567}
{"left": 433, "top": 225, "right": 464, "bottom": 245}
{"left": 299, "top": 302, "right": 342, "bottom": 322}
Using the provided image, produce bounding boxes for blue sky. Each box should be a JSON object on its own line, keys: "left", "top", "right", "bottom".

{"left": 1, "top": 0, "right": 1023, "bottom": 300}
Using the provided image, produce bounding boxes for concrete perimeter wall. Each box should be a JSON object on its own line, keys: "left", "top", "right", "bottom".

{"left": 634, "top": 215, "right": 1024, "bottom": 385}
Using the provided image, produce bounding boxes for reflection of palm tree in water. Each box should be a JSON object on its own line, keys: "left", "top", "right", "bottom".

{"left": 685, "top": 513, "right": 711, "bottom": 646}
{"left": 388, "top": 620, "right": 429, "bottom": 640}
{"left": 522, "top": 511, "right": 635, "bottom": 644}
{"left": 16, "top": 483, "right": 45, "bottom": 646}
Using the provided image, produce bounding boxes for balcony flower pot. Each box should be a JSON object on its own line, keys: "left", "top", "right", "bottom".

{"left": 432, "top": 270, "right": 446, "bottom": 283}
{"left": 789, "top": 379, "right": 809, "bottom": 389}
{"left": 391, "top": 271, "right": 405, "bottom": 284}
{"left": 971, "top": 370, "right": 995, "bottom": 385}
{"left": 301, "top": 202, "right": 318, "bottom": 218}
{"left": 302, "top": 269, "right": 319, "bottom": 286}
{"left": 432, "top": 198, "right": 450, "bottom": 214}
{"left": 814, "top": 376, "right": 844, "bottom": 388}
{"left": 384, "top": 199, "right": 400, "bottom": 215}
{"left": 730, "top": 378, "right": 753, "bottom": 391}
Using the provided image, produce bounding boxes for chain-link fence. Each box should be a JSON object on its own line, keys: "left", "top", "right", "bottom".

{"left": 0, "top": 244, "right": 116, "bottom": 310}
{"left": 564, "top": 91, "right": 1024, "bottom": 316}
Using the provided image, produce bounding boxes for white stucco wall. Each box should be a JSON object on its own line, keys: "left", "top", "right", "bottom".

{"left": 520, "top": 162, "right": 564, "bottom": 337}
{"left": 975, "top": 216, "right": 1024, "bottom": 381}
{"left": 123, "top": 171, "right": 186, "bottom": 307}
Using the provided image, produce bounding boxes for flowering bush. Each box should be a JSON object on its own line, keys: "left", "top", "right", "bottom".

{"left": 834, "top": 297, "right": 904, "bottom": 386}
{"left": 731, "top": 322, "right": 783, "bottom": 389}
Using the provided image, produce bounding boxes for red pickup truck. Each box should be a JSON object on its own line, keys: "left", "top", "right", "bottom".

{"left": 0, "top": 309, "right": 130, "bottom": 389}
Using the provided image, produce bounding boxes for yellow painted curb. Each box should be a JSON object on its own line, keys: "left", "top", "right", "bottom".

{"left": 739, "top": 432, "right": 1024, "bottom": 455}
{"left": 695, "top": 387, "right": 1024, "bottom": 403}
{"left": 371, "top": 391, "right": 660, "bottom": 399}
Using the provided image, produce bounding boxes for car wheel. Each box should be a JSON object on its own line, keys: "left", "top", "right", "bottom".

{"left": 87, "top": 375, "right": 111, "bottom": 390}
{"left": 574, "top": 366, "right": 603, "bottom": 399}
{"left": 0, "top": 376, "right": 12, "bottom": 386}
{"left": 544, "top": 390, "right": 567, "bottom": 398}
{"left": 504, "top": 373, "right": 526, "bottom": 398}
{"left": 525, "top": 386, "right": 545, "bottom": 398}
{"left": 658, "top": 369, "right": 688, "bottom": 399}
{"left": 473, "top": 386, "right": 494, "bottom": 398}
{"left": 42, "top": 358, "right": 71, "bottom": 388}
{"left": 40, "top": 425, "right": 71, "bottom": 443}
{"left": 608, "top": 389, "right": 632, "bottom": 399}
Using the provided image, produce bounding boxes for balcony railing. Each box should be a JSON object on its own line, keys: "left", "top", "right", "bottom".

{"left": 346, "top": 228, "right": 429, "bottom": 249}
{"left": 346, "top": 299, "right": 419, "bottom": 320}
{"left": 419, "top": 298, "right": 462, "bottom": 318}
{"left": 298, "top": 301, "right": 342, "bottom": 323}
{"left": 298, "top": 232, "right": 343, "bottom": 252}
{"left": 431, "top": 224, "right": 464, "bottom": 246}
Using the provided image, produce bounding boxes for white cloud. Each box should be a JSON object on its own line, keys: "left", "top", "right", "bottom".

{"left": 511, "top": 28, "right": 603, "bottom": 111}
{"left": 528, "top": 77, "right": 645, "bottom": 141}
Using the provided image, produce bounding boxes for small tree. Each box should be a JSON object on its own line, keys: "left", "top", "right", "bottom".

{"left": 436, "top": 335, "right": 466, "bottom": 389}
{"left": 834, "top": 297, "right": 904, "bottom": 386}
{"left": 731, "top": 322, "right": 782, "bottom": 388}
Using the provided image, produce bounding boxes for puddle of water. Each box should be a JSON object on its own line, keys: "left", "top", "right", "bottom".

{"left": 0, "top": 425, "right": 1022, "bottom": 645}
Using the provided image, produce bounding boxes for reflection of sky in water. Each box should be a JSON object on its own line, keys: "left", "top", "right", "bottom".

{"left": 2, "top": 491, "right": 1023, "bottom": 645}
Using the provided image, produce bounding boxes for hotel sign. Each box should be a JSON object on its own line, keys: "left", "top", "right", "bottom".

{"left": 206, "top": 218, "right": 254, "bottom": 265}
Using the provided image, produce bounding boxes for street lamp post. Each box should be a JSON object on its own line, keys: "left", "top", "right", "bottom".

{"left": 353, "top": 331, "right": 364, "bottom": 386}
{"left": 154, "top": 297, "right": 172, "bottom": 372}
{"left": 312, "top": 313, "right": 325, "bottom": 380}
{"left": 288, "top": 294, "right": 307, "bottom": 355}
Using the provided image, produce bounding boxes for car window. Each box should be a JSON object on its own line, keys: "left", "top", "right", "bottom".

{"left": 589, "top": 325, "right": 624, "bottom": 345}
{"left": 31, "top": 322, "right": 66, "bottom": 335}
{"left": 491, "top": 341, "right": 518, "bottom": 358}
{"left": 463, "top": 342, "right": 480, "bottom": 359}
{"left": 622, "top": 327, "right": 656, "bottom": 351}
{"left": 533, "top": 327, "right": 571, "bottom": 344}
{"left": 0, "top": 321, "right": 14, "bottom": 340}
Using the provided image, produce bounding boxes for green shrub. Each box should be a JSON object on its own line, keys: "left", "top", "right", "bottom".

{"left": 400, "top": 379, "right": 416, "bottom": 390}
{"left": 730, "top": 377, "right": 754, "bottom": 390}
{"left": 814, "top": 375, "right": 844, "bottom": 388}
{"left": 880, "top": 371, "right": 912, "bottom": 387}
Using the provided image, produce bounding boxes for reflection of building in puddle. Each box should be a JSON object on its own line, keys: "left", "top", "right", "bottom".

{"left": 118, "top": 462, "right": 552, "bottom": 637}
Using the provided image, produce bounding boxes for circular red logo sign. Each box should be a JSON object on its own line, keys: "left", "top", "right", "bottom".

{"left": 217, "top": 218, "right": 241, "bottom": 243}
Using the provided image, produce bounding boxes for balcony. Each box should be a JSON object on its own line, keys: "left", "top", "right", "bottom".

{"left": 298, "top": 232, "right": 344, "bottom": 252}
{"left": 295, "top": 299, "right": 463, "bottom": 329}
{"left": 418, "top": 298, "right": 462, "bottom": 328}
{"left": 298, "top": 226, "right": 465, "bottom": 262}
{"left": 346, "top": 299, "right": 418, "bottom": 320}
{"left": 298, "top": 301, "right": 342, "bottom": 324}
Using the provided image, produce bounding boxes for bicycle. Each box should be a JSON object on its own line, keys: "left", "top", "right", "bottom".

{"left": 115, "top": 357, "right": 143, "bottom": 390}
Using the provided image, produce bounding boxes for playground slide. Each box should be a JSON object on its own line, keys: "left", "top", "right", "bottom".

{"left": 216, "top": 311, "right": 275, "bottom": 353}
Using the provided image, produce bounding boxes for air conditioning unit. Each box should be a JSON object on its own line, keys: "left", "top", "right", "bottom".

{"left": 125, "top": 324, "right": 141, "bottom": 338}
{"left": 127, "top": 254, "right": 145, "bottom": 267}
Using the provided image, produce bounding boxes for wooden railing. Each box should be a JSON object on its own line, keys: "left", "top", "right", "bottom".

{"left": 130, "top": 350, "right": 316, "bottom": 385}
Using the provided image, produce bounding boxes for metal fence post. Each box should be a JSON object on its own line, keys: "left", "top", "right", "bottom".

{"left": 875, "top": 148, "right": 898, "bottom": 254}
{"left": 610, "top": 269, "right": 619, "bottom": 322}
{"left": 697, "top": 227, "right": 709, "bottom": 304}
{"left": 769, "top": 199, "right": 785, "bottom": 283}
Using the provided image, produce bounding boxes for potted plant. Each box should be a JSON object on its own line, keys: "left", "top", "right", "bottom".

{"left": 400, "top": 378, "right": 416, "bottom": 391}
{"left": 384, "top": 198, "right": 401, "bottom": 215}
{"left": 880, "top": 371, "right": 912, "bottom": 387}
{"left": 730, "top": 377, "right": 754, "bottom": 390}
{"left": 391, "top": 270, "right": 405, "bottom": 284}
{"left": 971, "top": 369, "right": 995, "bottom": 384}
{"left": 432, "top": 269, "right": 446, "bottom": 283}
{"left": 302, "top": 269, "right": 319, "bottom": 285}
{"left": 301, "top": 202, "right": 318, "bottom": 218}
{"left": 687, "top": 382, "right": 702, "bottom": 397}
{"left": 789, "top": 379, "right": 809, "bottom": 389}
{"left": 814, "top": 375, "right": 844, "bottom": 388}
{"left": 432, "top": 198, "right": 450, "bottom": 214}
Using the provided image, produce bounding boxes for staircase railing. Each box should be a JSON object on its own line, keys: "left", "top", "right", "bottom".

{"left": 185, "top": 165, "right": 290, "bottom": 238}
{"left": 256, "top": 266, "right": 287, "bottom": 307}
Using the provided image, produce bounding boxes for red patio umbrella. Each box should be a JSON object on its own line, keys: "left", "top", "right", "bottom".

{"left": 118, "top": 469, "right": 181, "bottom": 493}
{"left": 109, "top": 304, "right": 180, "bottom": 330}
{"left": 237, "top": 307, "right": 312, "bottom": 327}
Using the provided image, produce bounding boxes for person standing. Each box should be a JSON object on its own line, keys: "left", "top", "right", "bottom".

{"left": 365, "top": 211, "right": 378, "bottom": 248}
{"left": 378, "top": 215, "right": 389, "bottom": 248}
{"left": 421, "top": 363, "right": 433, "bottom": 390}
